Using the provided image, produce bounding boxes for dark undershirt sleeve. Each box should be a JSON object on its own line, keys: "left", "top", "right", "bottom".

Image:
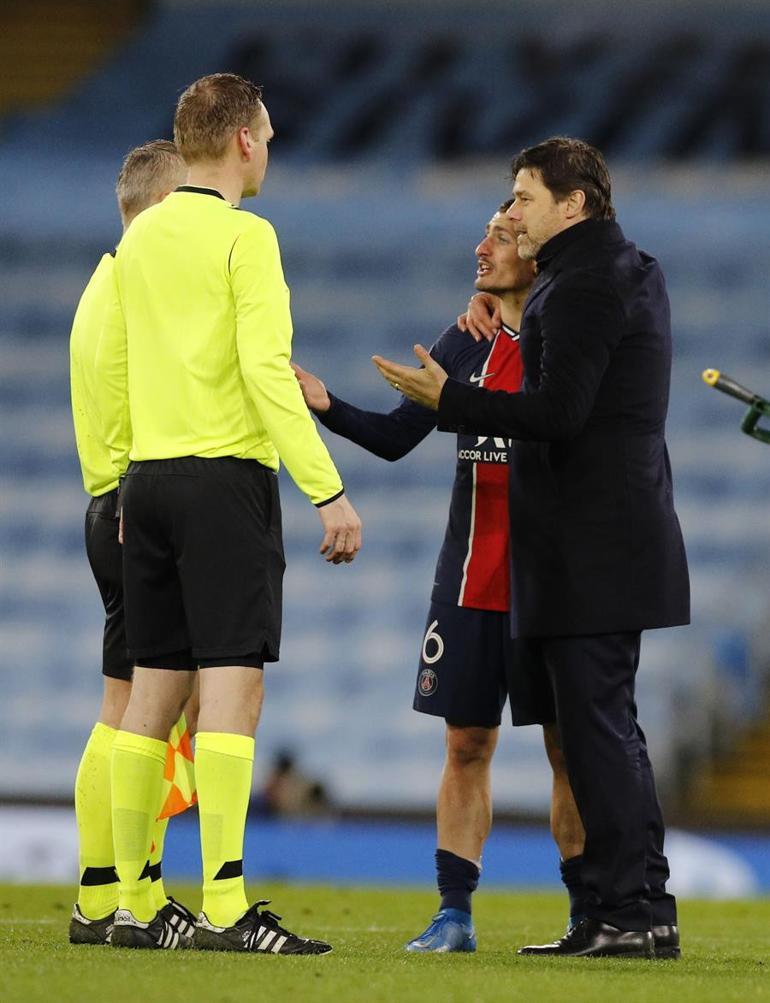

{"left": 316, "top": 337, "right": 453, "bottom": 460}
{"left": 318, "top": 392, "right": 437, "bottom": 461}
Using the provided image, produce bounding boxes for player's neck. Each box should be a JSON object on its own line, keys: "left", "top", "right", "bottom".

{"left": 499, "top": 287, "right": 530, "bottom": 332}
{"left": 184, "top": 165, "right": 244, "bottom": 207}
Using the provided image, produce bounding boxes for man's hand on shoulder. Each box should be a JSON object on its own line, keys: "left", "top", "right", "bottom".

{"left": 292, "top": 362, "right": 331, "bottom": 413}
{"left": 318, "top": 493, "right": 362, "bottom": 564}
{"left": 457, "top": 293, "right": 502, "bottom": 342}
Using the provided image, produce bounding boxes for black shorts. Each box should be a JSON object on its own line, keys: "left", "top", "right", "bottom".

{"left": 413, "top": 600, "right": 556, "bottom": 727}
{"left": 121, "top": 456, "right": 285, "bottom": 669}
{"left": 84, "top": 489, "right": 133, "bottom": 681}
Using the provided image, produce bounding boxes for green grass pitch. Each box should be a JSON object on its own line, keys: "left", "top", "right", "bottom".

{"left": 3, "top": 884, "right": 769, "bottom": 1003}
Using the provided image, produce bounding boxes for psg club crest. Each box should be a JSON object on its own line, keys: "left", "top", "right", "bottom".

{"left": 419, "top": 668, "right": 438, "bottom": 696}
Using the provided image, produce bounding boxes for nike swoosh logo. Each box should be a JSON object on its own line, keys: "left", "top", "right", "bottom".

{"left": 469, "top": 372, "right": 495, "bottom": 384}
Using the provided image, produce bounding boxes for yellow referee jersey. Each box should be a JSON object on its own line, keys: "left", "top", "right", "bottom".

{"left": 70, "top": 252, "right": 125, "bottom": 496}
{"left": 96, "top": 187, "right": 343, "bottom": 506}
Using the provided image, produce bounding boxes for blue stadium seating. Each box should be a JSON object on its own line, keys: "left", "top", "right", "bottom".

{"left": 1, "top": 1, "right": 769, "bottom": 812}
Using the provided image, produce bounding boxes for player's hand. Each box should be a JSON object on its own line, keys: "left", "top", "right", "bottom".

{"left": 462, "top": 293, "right": 502, "bottom": 342}
{"left": 318, "top": 493, "right": 362, "bottom": 564}
{"left": 118, "top": 509, "right": 124, "bottom": 545}
{"left": 371, "top": 345, "right": 447, "bottom": 411}
{"left": 292, "top": 362, "right": 331, "bottom": 413}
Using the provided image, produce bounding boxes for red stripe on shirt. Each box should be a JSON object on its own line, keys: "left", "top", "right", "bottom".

{"left": 460, "top": 330, "right": 523, "bottom": 611}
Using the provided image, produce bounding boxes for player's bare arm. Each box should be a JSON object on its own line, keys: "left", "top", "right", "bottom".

{"left": 372, "top": 345, "right": 448, "bottom": 411}
{"left": 292, "top": 361, "right": 331, "bottom": 413}
{"left": 318, "top": 493, "right": 362, "bottom": 564}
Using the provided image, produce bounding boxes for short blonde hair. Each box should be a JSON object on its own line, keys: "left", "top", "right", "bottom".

{"left": 174, "top": 73, "right": 264, "bottom": 164}
{"left": 115, "top": 139, "right": 185, "bottom": 223}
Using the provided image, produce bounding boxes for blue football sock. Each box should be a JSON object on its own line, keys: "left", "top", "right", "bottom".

{"left": 436, "top": 848, "right": 480, "bottom": 916}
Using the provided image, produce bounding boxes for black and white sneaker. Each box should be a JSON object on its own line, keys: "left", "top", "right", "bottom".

{"left": 110, "top": 907, "right": 192, "bottom": 949}
{"left": 68, "top": 903, "right": 115, "bottom": 945}
{"left": 160, "top": 897, "right": 197, "bottom": 945}
{"left": 193, "top": 900, "right": 332, "bottom": 955}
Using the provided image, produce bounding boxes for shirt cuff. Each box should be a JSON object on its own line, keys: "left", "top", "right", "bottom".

{"left": 315, "top": 487, "right": 345, "bottom": 508}
{"left": 314, "top": 393, "right": 339, "bottom": 428}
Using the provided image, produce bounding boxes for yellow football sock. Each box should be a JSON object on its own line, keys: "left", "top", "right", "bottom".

{"left": 149, "top": 816, "right": 170, "bottom": 911}
{"left": 196, "top": 732, "right": 255, "bottom": 927}
{"left": 111, "top": 730, "right": 167, "bottom": 922}
{"left": 74, "top": 723, "right": 119, "bottom": 919}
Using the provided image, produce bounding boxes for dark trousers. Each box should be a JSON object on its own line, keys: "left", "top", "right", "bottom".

{"left": 538, "top": 632, "right": 677, "bottom": 931}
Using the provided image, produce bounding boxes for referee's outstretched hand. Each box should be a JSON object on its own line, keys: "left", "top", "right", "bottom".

{"left": 318, "top": 493, "right": 362, "bottom": 564}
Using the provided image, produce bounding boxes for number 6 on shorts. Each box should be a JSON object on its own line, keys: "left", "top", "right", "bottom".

{"left": 421, "top": 619, "right": 444, "bottom": 664}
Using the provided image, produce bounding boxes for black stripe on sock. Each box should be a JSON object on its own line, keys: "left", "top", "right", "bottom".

{"left": 148, "top": 862, "right": 162, "bottom": 882}
{"left": 138, "top": 860, "right": 152, "bottom": 881}
{"left": 213, "top": 859, "right": 243, "bottom": 880}
{"left": 80, "top": 865, "right": 119, "bottom": 887}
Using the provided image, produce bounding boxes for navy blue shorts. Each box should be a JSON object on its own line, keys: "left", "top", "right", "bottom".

{"left": 413, "top": 600, "right": 555, "bottom": 727}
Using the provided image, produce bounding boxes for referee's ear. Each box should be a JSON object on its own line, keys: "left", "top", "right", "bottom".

{"left": 237, "top": 125, "right": 254, "bottom": 159}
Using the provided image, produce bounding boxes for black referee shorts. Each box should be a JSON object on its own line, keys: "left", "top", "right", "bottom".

{"left": 413, "top": 600, "right": 556, "bottom": 727}
{"left": 121, "top": 456, "right": 285, "bottom": 669}
{"left": 84, "top": 489, "right": 133, "bottom": 681}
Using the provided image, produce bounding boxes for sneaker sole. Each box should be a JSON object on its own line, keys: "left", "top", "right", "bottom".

{"left": 406, "top": 943, "right": 476, "bottom": 953}
{"left": 654, "top": 946, "right": 681, "bottom": 960}
{"left": 582, "top": 947, "right": 655, "bottom": 959}
{"left": 193, "top": 928, "right": 333, "bottom": 955}
{"left": 518, "top": 946, "right": 653, "bottom": 959}
{"left": 284, "top": 944, "right": 334, "bottom": 956}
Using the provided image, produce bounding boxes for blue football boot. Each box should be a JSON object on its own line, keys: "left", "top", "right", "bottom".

{"left": 405, "top": 908, "right": 476, "bottom": 953}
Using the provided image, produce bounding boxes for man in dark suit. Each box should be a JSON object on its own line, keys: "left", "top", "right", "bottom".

{"left": 373, "top": 137, "right": 689, "bottom": 958}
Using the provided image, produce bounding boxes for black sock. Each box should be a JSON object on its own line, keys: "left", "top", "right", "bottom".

{"left": 436, "top": 848, "right": 480, "bottom": 915}
{"left": 559, "top": 854, "right": 588, "bottom": 924}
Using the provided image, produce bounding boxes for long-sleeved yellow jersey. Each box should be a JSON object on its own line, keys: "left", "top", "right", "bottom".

{"left": 70, "top": 252, "right": 123, "bottom": 496}
{"left": 95, "top": 187, "right": 343, "bottom": 506}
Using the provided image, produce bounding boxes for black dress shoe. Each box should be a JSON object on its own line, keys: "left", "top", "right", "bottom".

{"left": 517, "top": 918, "right": 654, "bottom": 958}
{"left": 652, "top": 924, "right": 680, "bottom": 960}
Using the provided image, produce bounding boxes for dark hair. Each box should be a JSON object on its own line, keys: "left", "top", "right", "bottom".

{"left": 511, "top": 137, "right": 615, "bottom": 221}
{"left": 497, "top": 197, "right": 514, "bottom": 214}
{"left": 175, "top": 72, "right": 264, "bottom": 163}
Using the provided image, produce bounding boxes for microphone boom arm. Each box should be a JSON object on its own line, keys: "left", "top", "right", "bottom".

{"left": 702, "top": 369, "right": 770, "bottom": 445}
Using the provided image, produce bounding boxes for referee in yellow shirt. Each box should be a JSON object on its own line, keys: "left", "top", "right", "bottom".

{"left": 96, "top": 74, "right": 362, "bottom": 953}
{"left": 69, "top": 140, "right": 197, "bottom": 946}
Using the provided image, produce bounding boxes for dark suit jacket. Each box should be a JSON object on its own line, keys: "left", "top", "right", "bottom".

{"left": 438, "top": 219, "right": 690, "bottom": 637}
